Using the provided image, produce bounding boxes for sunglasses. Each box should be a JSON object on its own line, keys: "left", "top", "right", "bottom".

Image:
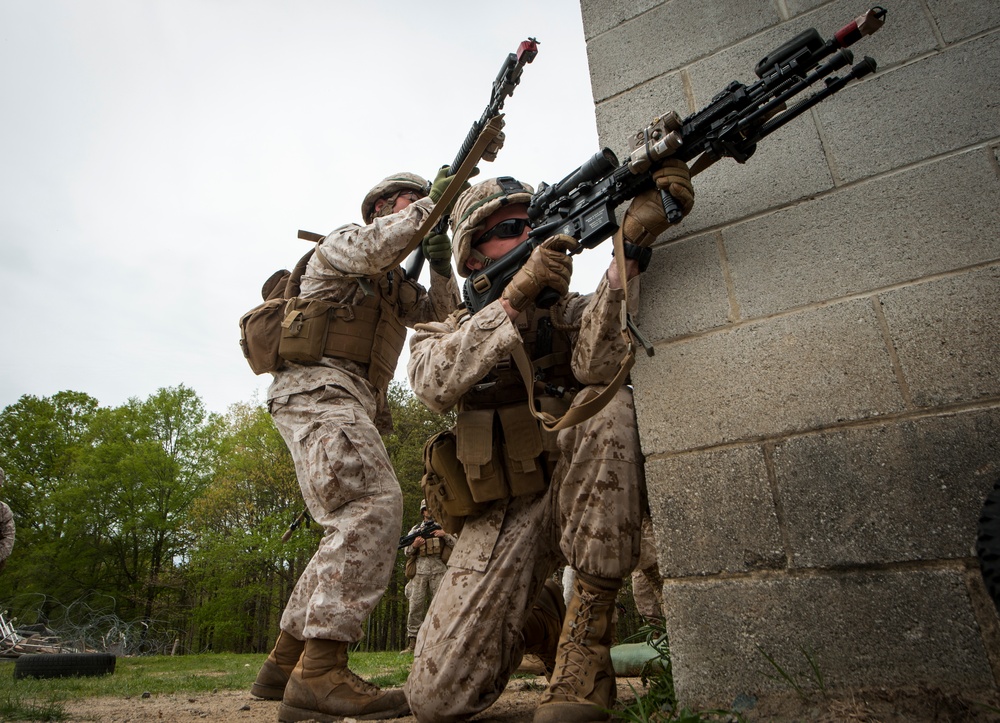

{"left": 475, "top": 217, "right": 530, "bottom": 246}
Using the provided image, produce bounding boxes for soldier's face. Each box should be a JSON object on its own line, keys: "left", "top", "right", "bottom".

{"left": 466, "top": 203, "right": 531, "bottom": 272}
{"left": 374, "top": 190, "right": 421, "bottom": 218}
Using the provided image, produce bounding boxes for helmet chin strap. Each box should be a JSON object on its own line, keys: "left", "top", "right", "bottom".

{"left": 468, "top": 247, "right": 493, "bottom": 269}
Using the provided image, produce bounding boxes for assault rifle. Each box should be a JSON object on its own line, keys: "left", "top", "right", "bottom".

{"left": 398, "top": 520, "right": 443, "bottom": 549}
{"left": 404, "top": 38, "right": 539, "bottom": 281}
{"left": 463, "top": 8, "right": 887, "bottom": 313}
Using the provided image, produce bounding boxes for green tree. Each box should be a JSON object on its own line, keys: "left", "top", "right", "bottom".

{"left": 0, "top": 391, "right": 99, "bottom": 617}
{"left": 184, "top": 400, "right": 311, "bottom": 653}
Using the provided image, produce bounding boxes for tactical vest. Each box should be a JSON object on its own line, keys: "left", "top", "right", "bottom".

{"left": 460, "top": 304, "right": 579, "bottom": 410}
{"left": 450, "top": 304, "right": 581, "bottom": 504}
{"left": 279, "top": 265, "right": 418, "bottom": 394}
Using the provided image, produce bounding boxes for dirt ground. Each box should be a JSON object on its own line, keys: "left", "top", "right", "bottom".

{"left": 35, "top": 674, "right": 1000, "bottom": 722}
{"left": 53, "top": 676, "right": 642, "bottom": 722}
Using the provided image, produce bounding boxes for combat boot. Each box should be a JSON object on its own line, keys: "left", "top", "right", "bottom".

{"left": 533, "top": 572, "right": 621, "bottom": 723}
{"left": 250, "top": 630, "right": 304, "bottom": 700}
{"left": 400, "top": 636, "right": 416, "bottom": 654}
{"left": 278, "top": 638, "right": 410, "bottom": 722}
{"left": 521, "top": 579, "right": 567, "bottom": 679}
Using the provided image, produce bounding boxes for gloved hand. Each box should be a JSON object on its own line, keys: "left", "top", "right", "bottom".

{"left": 428, "top": 165, "right": 479, "bottom": 215}
{"left": 620, "top": 159, "right": 694, "bottom": 247}
{"left": 501, "top": 234, "right": 579, "bottom": 312}
{"left": 422, "top": 233, "right": 453, "bottom": 278}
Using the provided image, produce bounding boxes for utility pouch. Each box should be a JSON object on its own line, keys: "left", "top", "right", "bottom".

{"left": 497, "top": 404, "right": 547, "bottom": 497}
{"left": 421, "top": 428, "right": 488, "bottom": 535}
{"left": 456, "top": 409, "right": 508, "bottom": 503}
{"left": 239, "top": 298, "right": 287, "bottom": 374}
{"left": 404, "top": 555, "right": 417, "bottom": 580}
{"left": 278, "top": 298, "right": 336, "bottom": 364}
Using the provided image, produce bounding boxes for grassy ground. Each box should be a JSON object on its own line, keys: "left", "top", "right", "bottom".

{"left": 0, "top": 652, "right": 409, "bottom": 721}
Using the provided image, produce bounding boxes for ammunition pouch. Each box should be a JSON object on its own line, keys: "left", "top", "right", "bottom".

{"left": 419, "top": 398, "right": 569, "bottom": 531}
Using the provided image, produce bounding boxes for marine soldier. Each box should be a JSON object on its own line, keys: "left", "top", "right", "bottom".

{"left": 0, "top": 468, "right": 14, "bottom": 573}
{"left": 401, "top": 499, "right": 455, "bottom": 653}
{"left": 404, "top": 162, "right": 693, "bottom": 722}
{"left": 250, "top": 168, "right": 464, "bottom": 723}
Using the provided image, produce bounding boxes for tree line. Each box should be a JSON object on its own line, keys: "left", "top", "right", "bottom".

{"left": 0, "top": 384, "right": 646, "bottom": 656}
{"left": 0, "top": 384, "right": 454, "bottom": 654}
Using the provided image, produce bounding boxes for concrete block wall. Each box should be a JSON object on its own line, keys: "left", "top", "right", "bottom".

{"left": 581, "top": 0, "right": 1000, "bottom": 707}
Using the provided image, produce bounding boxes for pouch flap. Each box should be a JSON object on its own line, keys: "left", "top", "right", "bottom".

{"left": 456, "top": 409, "right": 496, "bottom": 466}
{"left": 497, "top": 404, "right": 543, "bottom": 461}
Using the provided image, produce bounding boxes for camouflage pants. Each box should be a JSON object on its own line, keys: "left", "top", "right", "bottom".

{"left": 405, "top": 386, "right": 643, "bottom": 723}
{"left": 405, "top": 567, "right": 445, "bottom": 639}
{"left": 632, "top": 514, "right": 665, "bottom": 621}
{"left": 270, "top": 385, "right": 402, "bottom": 642}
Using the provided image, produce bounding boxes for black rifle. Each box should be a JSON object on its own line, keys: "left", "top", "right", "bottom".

{"left": 281, "top": 508, "right": 312, "bottom": 543}
{"left": 398, "top": 520, "right": 443, "bottom": 549}
{"left": 404, "top": 38, "right": 539, "bottom": 281}
{"left": 463, "top": 8, "right": 887, "bottom": 314}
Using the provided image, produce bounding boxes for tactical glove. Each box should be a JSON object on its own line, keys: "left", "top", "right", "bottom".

{"left": 501, "top": 234, "right": 579, "bottom": 312}
{"left": 422, "top": 233, "right": 453, "bottom": 278}
{"left": 428, "top": 165, "right": 478, "bottom": 215}
{"left": 620, "top": 159, "right": 695, "bottom": 247}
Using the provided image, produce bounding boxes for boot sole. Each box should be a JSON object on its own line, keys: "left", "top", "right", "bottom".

{"left": 249, "top": 683, "right": 285, "bottom": 700}
{"left": 278, "top": 701, "right": 411, "bottom": 722}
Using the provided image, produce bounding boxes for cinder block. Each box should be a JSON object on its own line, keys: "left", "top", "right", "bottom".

{"left": 632, "top": 299, "right": 905, "bottom": 455}
{"left": 685, "top": 1, "right": 937, "bottom": 110}
{"left": 817, "top": 31, "right": 1000, "bottom": 183}
{"left": 634, "top": 231, "right": 731, "bottom": 342}
{"left": 772, "top": 408, "right": 1000, "bottom": 568}
{"left": 926, "top": 0, "right": 1000, "bottom": 43}
{"left": 646, "top": 445, "right": 784, "bottom": 577}
{"left": 586, "top": 0, "right": 779, "bottom": 102}
{"left": 720, "top": 149, "right": 1000, "bottom": 319}
{"left": 665, "top": 569, "right": 996, "bottom": 705}
{"left": 595, "top": 71, "right": 689, "bottom": 161}
{"left": 880, "top": 266, "right": 1000, "bottom": 407}
{"left": 580, "top": 0, "right": 662, "bottom": 40}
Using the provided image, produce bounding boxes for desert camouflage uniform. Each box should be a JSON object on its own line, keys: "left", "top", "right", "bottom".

{"left": 404, "top": 276, "right": 644, "bottom": 722}
{"left": 631, "top": 513, "right": 665, "bottom": 622}
{"left": 403, "top": 522, "right": 456, "bottom": 640}
{"left": 269, "top": 197, "right": 460, "bottom": 642}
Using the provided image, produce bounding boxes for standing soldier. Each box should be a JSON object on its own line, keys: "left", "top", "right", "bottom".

{"left": 0, "top": 468, "right": 13, "bottom": 573}
{"left": 404, "top": 163, "right": 693, "bottom": 723}
{"left": 401, "top": 499, "right": 455, "bottom": 653}
{"left": 250, "top": 168, "right": 464, "bottom": 723}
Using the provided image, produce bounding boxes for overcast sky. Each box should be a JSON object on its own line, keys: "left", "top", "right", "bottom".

{"left": 0, "top": 0, "right": 610, "bottom": 416}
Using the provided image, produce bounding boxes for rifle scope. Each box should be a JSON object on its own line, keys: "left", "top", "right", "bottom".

{"left": 527, "top": 148, "right": 619, "bottom": 221}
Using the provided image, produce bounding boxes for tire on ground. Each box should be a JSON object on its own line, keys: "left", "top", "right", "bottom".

{"left": 976, "top": 477, "right": 1000, "bottom": 614}
{"left": 14, "top": 653, "right": 116, "bottom": 680}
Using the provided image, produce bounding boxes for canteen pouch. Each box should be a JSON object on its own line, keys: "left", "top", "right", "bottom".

{"left": 405, "top": 555, "right": 417, "bottom": 580}
{"left": 279, "top": 298, "right": 335, "bottom": 364}
{"left": 239, "top": 298, "right": 286, "bottom": 375}
{"left": 420, "top": 428, "right": 488, "bottom": 535}
{"left": 456, "top": 409, "right": 508, "bottom": 503}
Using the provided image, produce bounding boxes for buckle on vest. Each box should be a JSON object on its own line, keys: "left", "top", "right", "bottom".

{"left": 495, "top": 357, "right": 512, "bottom": 371}
{"left": 331, "top": 306, "right": 355, "bottom": 321}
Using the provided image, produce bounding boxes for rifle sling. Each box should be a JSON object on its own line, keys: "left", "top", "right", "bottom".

{"left": 511, "top": 227, "right": 637, "bottom": 433}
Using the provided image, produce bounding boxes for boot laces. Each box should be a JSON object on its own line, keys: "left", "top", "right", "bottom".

{"left": 343, "top": 667, "right": 381, "bottom": 696}
{"left": 549, "top": 591, "right": 599, "bottom": 695}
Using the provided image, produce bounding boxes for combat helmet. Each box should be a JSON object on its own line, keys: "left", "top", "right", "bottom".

{"left": 361, "top": 172, "right": 430, "bottom": 224}
{"left": 450, "top": 176, "right": 534, "bottom": 277}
